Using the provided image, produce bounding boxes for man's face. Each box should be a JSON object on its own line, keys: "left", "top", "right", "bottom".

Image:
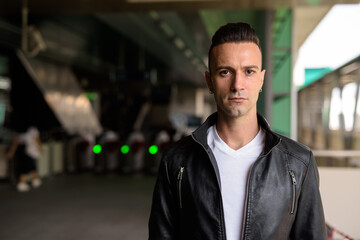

{"left": 205, "top": 42, "right": 265, "bottom": 120}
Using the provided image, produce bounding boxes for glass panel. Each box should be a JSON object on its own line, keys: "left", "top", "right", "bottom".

{"left": 329, "top": 87, "right": 341, "bottom": 131}
{"left": 342, "top": 82, "right": 357, "bottom": 131}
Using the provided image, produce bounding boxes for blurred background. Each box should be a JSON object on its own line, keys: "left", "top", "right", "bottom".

{"left": 0, "top": 0, "right": 359, "bottom": 239}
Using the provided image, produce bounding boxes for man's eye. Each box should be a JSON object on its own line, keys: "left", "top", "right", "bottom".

{"left": 219, "top": 70, "right": 230, "bottom": 76}
{"left": 246, "top": 69, "right": 255, "bottom": 75}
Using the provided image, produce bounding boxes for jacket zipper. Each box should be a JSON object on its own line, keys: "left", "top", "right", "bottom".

{"left": 191, "top": 135, "right": 226, "bottom": 240}
{"left": 241, "top": 138, "right": 282, "bottom": 239}
{"left": 177, "top": 167, "right": 184, "bottom": 209}
{"left": 289, "top": 170, "right": 297, "bottom": 214}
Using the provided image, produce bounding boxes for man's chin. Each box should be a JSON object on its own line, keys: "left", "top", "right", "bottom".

{"left": 220, "top": 108, "right": 246, "bottom": 119}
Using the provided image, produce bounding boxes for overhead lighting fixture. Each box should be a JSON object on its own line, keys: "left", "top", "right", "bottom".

{"left": 173, "top": 37, "right": 185, "bottom": 50}
{"left": 184, "top": 49, "right": 193, "bottom": 58}
{"left": 149, "top": 11, "right": 160, "bottom": 20}
{"left": 148, "top": 10, "right": 206, "bottom": 72}
{"left": 159, "top": 22, "right": 175, "bottom": 37}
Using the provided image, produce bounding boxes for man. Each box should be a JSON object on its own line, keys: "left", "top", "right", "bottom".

{"left": 7, "top": 126, "right": 42, "bottom": 192}
{"left": 149, "top": 22, "right": 327, "bottom": 240}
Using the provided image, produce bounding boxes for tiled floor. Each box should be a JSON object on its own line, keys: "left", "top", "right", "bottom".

{"left": 0, "top": 173, "right": 156, "bottom": 240}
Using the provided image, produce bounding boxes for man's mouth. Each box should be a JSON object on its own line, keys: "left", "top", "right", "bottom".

{"left": 228, "top": 97, "right": 247, "bottom": 102}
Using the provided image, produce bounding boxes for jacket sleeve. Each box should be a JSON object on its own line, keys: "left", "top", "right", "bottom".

{"left": 148, "top": 155, "right": 179, "bottom": 240}
{"left": 290, "top": 151, "right": 327, "bottom": 240}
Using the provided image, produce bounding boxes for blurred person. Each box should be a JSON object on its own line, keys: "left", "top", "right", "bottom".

{"left": 149, "top": 22, "right": 327, "bottom": 239}
{"left": 7, "top": 126, "right": 42, "bottom": 192}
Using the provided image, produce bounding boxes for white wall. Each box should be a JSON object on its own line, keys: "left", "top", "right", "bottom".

{"left": 319, "top": 167, "right": 360, "bottom": 239}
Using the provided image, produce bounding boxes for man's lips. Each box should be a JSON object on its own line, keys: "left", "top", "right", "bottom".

{"left": 228, "top": 97, "right": 247, "bottom": 102}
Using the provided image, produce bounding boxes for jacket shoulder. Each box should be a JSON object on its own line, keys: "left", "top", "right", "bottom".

{"left": 274, "top": 133, "right": 313, "bottom": 167}
{"left": 161, "top": 135, "right": 198, "bottom": 166}
{"left": 165, "top": 135, "right": 196, "bottom": 154}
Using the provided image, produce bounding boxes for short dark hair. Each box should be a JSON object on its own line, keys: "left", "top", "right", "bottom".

{"left": 208, "top": 22, "right": 261, "bottom": 71}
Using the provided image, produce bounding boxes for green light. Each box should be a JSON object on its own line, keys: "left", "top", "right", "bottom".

{"left": 93, "top": 144, "right": 102, "bottom": 154}
{"left": 85, "top": 92, "right": 98, "bottom": 101}
{"left": 149, "top": 145, "right": 158, "bottom": 155}
{"left": 121, "top": 145, "right": 130, "bottom": 154}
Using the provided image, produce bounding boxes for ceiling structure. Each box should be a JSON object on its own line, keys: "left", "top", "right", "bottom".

{"left": 0, "top": 0, "right": 356, "bottom": 13}
{"left": 0, "top": 0, "right": 357, "bottom": 87}
{"left": 0, "top": 0, "right": 358, "bottom": 136}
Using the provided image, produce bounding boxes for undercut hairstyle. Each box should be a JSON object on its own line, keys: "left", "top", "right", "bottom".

{"left": 208, "top": 22, "right": 261, "bottom": 72}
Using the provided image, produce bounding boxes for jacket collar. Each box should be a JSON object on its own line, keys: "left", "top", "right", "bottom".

{"left": 192, "top": 112, "right": 281, "bottom": 155}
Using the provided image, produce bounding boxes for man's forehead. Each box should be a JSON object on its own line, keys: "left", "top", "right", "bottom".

{"left": 212, "top": 42, "right": 261, "bottom": 55}
{"left": 210, "top": 42, "right": 262, "bottom": 66}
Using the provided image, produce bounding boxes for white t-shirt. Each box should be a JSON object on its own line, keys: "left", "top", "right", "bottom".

{"left": 19, "top": 127, "right": 41, "bottom": 159}
{"left": 207, "top": 125, "right": 265, "bottom": 240}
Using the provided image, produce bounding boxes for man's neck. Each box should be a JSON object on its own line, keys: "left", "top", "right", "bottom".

{"left": 216, "top": 112, "right": 259, "bottom": 150}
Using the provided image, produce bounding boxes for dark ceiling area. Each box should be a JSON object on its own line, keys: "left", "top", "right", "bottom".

{"left": 0, "top": 0, "right": 290, "bottom": 14}
{"left": 0, "top": 0, "right": 358, "bottom": 136}
{"left": 1, "top": 0, "right": 358, "bottom": 88}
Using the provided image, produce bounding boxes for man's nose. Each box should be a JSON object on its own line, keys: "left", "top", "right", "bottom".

{"left": 231, "top": 73, "right": 245, "bottom": 91}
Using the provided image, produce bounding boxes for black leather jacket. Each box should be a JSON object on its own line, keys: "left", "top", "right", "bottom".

{"left": 149, "top": 113, "right": 327, "bottom": 240}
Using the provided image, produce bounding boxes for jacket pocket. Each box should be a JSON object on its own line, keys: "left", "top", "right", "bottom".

{"left": 177, "top": 166, "right": 184, "bottom": 209}
{"left": 289, "top": 170, "right": 297, "bottom": 214}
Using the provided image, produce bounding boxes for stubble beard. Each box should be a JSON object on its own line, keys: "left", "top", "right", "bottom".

{"left": 219, "top": 104, "right": 246, "bottom": 119}
{"left": 216, "top": 92, "right": 251, "bottom": 119}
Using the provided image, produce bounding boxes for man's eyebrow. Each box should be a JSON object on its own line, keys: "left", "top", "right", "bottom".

{"left": 244, "top": 65, "right": 260, "bottom": 69}
{"left": 214, "top": 66, "right": 234, "bottom": 71}
{"left": 214, "top": 65, "right": 260, "bottom": 71}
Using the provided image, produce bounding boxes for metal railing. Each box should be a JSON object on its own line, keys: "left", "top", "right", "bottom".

{"left": 327, "top": 223, "right": 356, "bottom": 240}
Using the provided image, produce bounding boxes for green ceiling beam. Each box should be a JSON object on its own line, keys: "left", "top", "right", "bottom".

{"left": 272, "top": 8, "right": 292, "bottom": 136}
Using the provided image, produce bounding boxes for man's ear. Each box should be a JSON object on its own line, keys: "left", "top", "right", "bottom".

{"left": 205, "top": 71, "right": 213, "bottom": 93}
